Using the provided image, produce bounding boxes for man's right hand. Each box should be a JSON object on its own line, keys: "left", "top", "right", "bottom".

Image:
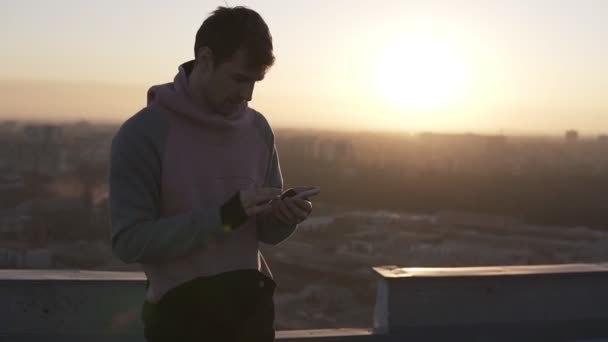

{"left": 239, "top": 187, "right": 282, "bottom": 217}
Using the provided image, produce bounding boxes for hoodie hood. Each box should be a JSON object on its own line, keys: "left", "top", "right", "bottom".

{"left": 146, "top": 61, "right": 253, "bottom": 130}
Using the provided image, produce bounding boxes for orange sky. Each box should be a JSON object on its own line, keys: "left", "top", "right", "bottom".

{"left": 1, "top": 0, "right": 607, "bottom": 134}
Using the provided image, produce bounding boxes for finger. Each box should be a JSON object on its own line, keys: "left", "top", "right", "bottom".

{"left": 275, "top": 208, "right": 291, "bottom": 224}
{"left": 275, "top": 201, "right": 292, "bottom": 224}
{"left": 246, "top": 203, "right": 272, "bottom": 217}
{"left": 247, "top": 194, "right": 280, "bottom": 208}
{"left": 278, "top": 200, "right": 295, "bottom": 223}
{"left": 253, "top": 188, "right": 282, "bottom": 203}
{"left": 292, "top": 199, "right": 312, "bottom": 212}
{"left": 269, "top": 197, "right": 281, "bottom": 210}
{"left": 255, "top": 198, "right": 276, "bottom": 207}
{"left": 278, "top": 200, "right": 293, "bottom": 219}
{"left": 285, "top": 199, "right": 308, "bottom": 216}
{"left": 285, "top": 199, "right": 308, "bottom": 220}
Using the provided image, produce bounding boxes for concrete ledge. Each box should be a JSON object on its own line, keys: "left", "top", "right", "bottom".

{"left": 374, "top": 263, "right": 608, "bottom": 278}
{"left": 277, "top": 329, "right": 388, "bottom": 341}
{"left": 373, "top": 263, "right": 608, "bottom": 340}
{"left": 0, "top": 334, "right": 145, "bottom": 342}
{"left": 0, "top": 269, "right": 147, "bottom": 335}
{"left": 0, "top": 329, "right": 389, "bottom": 342}
{"left": 0, "top": 269, "right": 146, "bottom": 281}
{"left": 3, "top": 264, "right": 608, "bottom": 341}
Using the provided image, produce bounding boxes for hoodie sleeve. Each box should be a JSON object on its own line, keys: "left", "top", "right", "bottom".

{"left": 109, "top": 108, "right": 246, "bottom": 264}
{"left": 254, "top": 114, "right": 299, "bottom": 245}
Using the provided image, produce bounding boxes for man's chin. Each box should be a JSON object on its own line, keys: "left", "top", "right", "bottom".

{"left": 220, "top": 102, "right": 245, "bottom": 116}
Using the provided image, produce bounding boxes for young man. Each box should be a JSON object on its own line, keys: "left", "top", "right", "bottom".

{"left": 109, "top": 6, "right": 312, "bottom": 341}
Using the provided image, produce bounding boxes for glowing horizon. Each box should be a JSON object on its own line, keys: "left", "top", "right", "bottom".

{"left": 1, "top": 0, "right": 607, "bottom": 134}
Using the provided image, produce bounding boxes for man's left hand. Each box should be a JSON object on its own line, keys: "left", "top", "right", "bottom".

{"left": 272, "top": 198, "right": 312, "bottom": 225}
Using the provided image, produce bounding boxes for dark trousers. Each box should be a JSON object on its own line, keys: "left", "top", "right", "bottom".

{"left": 141, "top": 269, "right": 276, "bottom": 341}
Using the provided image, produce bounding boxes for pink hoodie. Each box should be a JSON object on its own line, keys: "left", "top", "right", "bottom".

{"left": 109, "top": 61, "right": 295, "bottom": 303}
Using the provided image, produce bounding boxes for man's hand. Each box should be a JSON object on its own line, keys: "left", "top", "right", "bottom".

{"left": 272, "top": 197, "right": 313, "bottom": 225}
{"left": 239, "top": 187, "right": 282, "bottom": 217}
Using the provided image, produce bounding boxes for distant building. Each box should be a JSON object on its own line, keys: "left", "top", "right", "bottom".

{"left": 73, "top": 120, "right": 92, "bottom": 130}
{"left": 317, "top": 140, "right": 337, "bottom": 161}
{"left": 73, "top": 136, "right": 111, "bottom": 164}
{"left": 16, "top": 143, "right": 63, "bottom": 175}
{"left": 0, "top": 214, "right": 29, "bottom": 240}
{"left": 334, "top": 140, "right": 355, "bottom": 161}
{"left": 485, "top": 135, "right": 507, "bottom": 152}
{"left": 0, "top": 120, "right": 18, "bottom": 131}
{"left": 565, "top": 130, "right": 579, "bottom": 143}
{"left": 0, "top": 138, "right": 18, "bottom": 170}
{"left": 0, "top": 205, "right": 33, "bottom": 241}
{"left": 0, "top": 247, "right": 52, "bottom": 268}
{"left": 0, "top": 172, "right": 24, "bottom": 191}
{"left": 315, "top": 139, "right": 354, "bottom": 162}
{"left": 277, "top": 135, "right": 318, "bottom": 159}
{"left": 5, "top": 124, "right": 66, "bottom": 175}
{"left": 0, "top": 248, "right": 20, "bottom": 268}
{"left": 23, "top": 124, "right": 63, "bottom": 144}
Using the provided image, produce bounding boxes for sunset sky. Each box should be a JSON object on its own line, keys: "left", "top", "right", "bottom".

{"left": 1, "top": 0, "right": 607, "bottom": 134}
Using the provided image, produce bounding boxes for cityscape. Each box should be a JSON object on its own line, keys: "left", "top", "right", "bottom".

{"left": 1, "top": 120, "right": 608, "bottom": 329}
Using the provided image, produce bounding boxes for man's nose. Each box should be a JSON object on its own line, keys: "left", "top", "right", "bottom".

{"left": 240, "top": 82, "right": 255, "bottom": 102}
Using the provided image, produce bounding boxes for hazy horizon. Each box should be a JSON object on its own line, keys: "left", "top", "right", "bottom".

{"left": 2, "top": 0, "right": 607, "bottom": 134}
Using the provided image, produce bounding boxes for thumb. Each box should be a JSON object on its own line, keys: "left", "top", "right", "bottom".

{"left": 245, "top": 203, "right": 273, "bottom": 216}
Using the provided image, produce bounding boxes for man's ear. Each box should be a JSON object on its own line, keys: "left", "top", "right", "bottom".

{"left": 196, "top": 47, "right": 214, "bottom": 71}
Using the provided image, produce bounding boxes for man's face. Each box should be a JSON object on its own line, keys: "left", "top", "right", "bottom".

{"left": 192, "top": 48, "right": 266, "bottom": 115}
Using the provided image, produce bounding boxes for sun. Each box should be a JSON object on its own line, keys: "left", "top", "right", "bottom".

{"left": 374, "top": 34, "right": 469, "bottom": 112}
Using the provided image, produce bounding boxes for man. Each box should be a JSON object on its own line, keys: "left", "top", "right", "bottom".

{"left": 109, "top": 6, "right": 312, "bottom": 341}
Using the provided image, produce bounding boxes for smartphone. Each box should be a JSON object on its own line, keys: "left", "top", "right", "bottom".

{"left": 280, "top": 188, "right": 297, "bottom": 200}
{"left": 280, "top": 187, "right": 321, "bottom": 200}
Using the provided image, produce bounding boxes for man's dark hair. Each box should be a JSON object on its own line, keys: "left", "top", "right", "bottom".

{"left": 194, "top": 6, "right": 275, "bottom": 70}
